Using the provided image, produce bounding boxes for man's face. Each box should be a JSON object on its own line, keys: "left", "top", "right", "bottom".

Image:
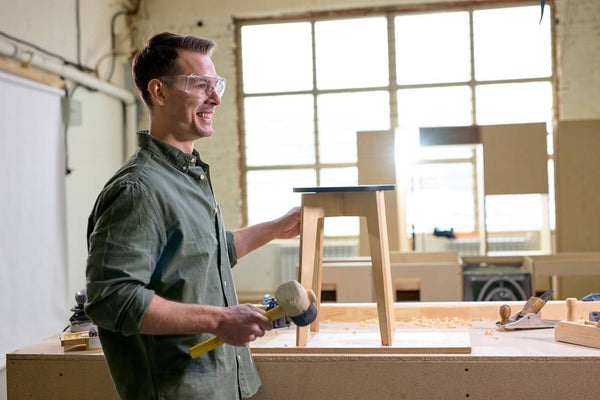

{"left": 161, "top": 50, "right": 222, "bottom": 141}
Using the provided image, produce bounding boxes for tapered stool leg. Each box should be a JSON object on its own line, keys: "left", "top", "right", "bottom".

{"left": 365, "top": 191, "right": 395, "bottom": 345}
{"left": 311, "top": 217, "right": 325, "bottom": 333}
{"left": 297, "top": 203, "right": 324, "bottom": 346}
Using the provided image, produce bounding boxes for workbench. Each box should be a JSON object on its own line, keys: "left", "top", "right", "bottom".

{"left": 7, "top": 301, "right": 600, "bottom": 399}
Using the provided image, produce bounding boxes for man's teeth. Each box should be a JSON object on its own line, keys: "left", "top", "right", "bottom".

{"left": 198, "top": 112, "right": 211, "bottom": 118}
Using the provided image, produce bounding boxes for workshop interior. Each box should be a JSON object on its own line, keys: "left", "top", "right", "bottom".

{"left": 1, "top": 0, "right": 600, "bottom": 398}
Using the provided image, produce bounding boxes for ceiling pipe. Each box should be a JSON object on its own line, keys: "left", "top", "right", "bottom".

{"left": 0, "top": 40, "right": 137, "bottom": 160}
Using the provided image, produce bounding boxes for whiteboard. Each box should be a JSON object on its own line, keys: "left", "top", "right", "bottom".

{"left": 0, "top": 71, "right": 68, "bottom": 369}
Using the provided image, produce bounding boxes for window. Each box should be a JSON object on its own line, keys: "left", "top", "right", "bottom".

{"left": 238, "top": 3, "right": 553, "bottom": 246}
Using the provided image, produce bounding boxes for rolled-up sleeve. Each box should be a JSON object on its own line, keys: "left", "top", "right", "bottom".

{"left": 225, "top": 230, "right": 237, "bottom": 268}
{"left": 85, "top": 180, "right": 164, "bottom": 336}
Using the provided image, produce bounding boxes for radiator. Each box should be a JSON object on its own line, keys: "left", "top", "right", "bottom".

{"left": 447, "top": 236, "right": 528, "bottom": 256}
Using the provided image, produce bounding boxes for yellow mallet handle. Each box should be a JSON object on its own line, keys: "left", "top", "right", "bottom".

{"left": 189, "top": 306, "right": 286, "bottom": 358}
{"left": 189, "top": 336, "right": 224, "bottom": 358}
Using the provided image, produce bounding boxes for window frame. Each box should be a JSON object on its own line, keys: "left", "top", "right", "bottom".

{"left": 235, "top": 1, "right": 557, "bottom": 231}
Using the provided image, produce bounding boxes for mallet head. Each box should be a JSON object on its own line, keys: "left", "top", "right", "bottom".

{"left": 274, "top": 280, "right": 317, "bottom": 327}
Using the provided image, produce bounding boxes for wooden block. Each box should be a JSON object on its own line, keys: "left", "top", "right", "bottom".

{"left": 60, "top": 331, "right": 101, "bottom": 351}
{"left": 316, "top": 301, "right": 600, "bottom": 322}
{"left": 554, "top": 320, "right": 600, "bottom": 349}
{"left": 566, "top": 298, "right": 578, "bottom": 322}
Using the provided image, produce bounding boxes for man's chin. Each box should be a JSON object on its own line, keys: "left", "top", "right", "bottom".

{"left": 194, "top": 128, "right": 214, "bottom": 139}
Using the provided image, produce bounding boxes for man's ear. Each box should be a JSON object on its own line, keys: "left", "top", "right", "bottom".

{"left": 148, "top": 79, "right": 167, "bottom": 107}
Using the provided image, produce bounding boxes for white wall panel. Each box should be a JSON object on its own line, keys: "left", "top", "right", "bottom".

{"left": 0, "top": 71, "right": 67, "bottom": 369}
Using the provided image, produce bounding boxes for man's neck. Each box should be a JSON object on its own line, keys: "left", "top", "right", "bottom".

{"left": 149, "top": 120, "right": 195, "bottom": 154}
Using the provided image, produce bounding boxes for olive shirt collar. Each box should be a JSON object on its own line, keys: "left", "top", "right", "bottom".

{"left": 137, "top": 130, "right": 209, "bottom": 177}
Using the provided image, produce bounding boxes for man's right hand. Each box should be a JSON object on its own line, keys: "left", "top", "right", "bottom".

{"left": 214, "top": 304, "right": 273, "bottom": 346}
{"left": 140, "top": 295, "right": 272, "bottom": 346}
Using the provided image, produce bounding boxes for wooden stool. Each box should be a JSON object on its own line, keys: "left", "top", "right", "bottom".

{"left": 293, "top": 185, "right": 396, "bottom": 346}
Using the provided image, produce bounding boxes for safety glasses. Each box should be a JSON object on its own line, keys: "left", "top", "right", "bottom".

{"left": 160, "top": 73, "right": 226, "bottom": 99}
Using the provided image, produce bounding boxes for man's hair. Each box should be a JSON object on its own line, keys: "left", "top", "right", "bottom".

{"left": 132, "top": 32, "right": 215, "bottom": 110}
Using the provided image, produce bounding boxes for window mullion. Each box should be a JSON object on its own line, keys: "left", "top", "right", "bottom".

{"left": 311, "top": 20, "right": 321, "bottom": 186}
{"left": 387, "top": 14, "right": 399, "bottom": 131}
{"left": 469, "top": 8, "right": 477, "bottom": 125}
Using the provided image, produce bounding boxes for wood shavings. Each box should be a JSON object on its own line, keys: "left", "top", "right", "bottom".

{"left": 359, "top": 318, "right": 378, "bottom": 327}
{"left": 407, "top": 316, "right": 474, "bottom": 328}
{"left": 484, "top": 329, "right": 499, "bottom": 339}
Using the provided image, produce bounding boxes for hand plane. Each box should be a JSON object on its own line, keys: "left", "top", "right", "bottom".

{"left": 496, "top": 289, "right": 559, "bottom": 330}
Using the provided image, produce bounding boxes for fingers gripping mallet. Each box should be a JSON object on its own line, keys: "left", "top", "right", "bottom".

{"left": 189, "top": 280, "right": 317, "bottom": 358}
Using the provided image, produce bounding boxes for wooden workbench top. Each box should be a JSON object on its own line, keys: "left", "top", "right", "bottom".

{"left": 8, "top": 301, "right": 600, "bottom": 361}
{"left": 250, "top": 320, "right": 600, "bottom": 359}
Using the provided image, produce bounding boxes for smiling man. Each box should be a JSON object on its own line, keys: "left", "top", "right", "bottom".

{"left": 85, "top": 32, "right": 300, "bottom": 399}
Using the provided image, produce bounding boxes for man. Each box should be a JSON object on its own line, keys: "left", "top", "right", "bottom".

{"left": 85, "top": 32, "right": 301, "bottom": 399}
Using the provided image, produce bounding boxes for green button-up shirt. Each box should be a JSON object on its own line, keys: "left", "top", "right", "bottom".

{"left": 85, "top": 131, "right": 260, "bottom": 399}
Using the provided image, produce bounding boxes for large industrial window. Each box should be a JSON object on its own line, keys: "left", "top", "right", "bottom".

{"left": 237, "top": 3, "right": 553, "bottom": 247}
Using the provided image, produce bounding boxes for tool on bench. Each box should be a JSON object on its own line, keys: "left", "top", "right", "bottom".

{"left": 60, "top": 289, "right": 100, "bottom": 350}
{"left": 589, "top": 311, "right": 600, "bottom": 323}
{"left": 262, "top": 295, "right": 291, "bottom": 328}
{"left": 67, "top": 289, "right": 96, "bottom": 332}
{"left": 496, "top": 289, "right": 559, "bottom": 330}
{"left": 189, "top": 280, "right": 317, "bottom": 358}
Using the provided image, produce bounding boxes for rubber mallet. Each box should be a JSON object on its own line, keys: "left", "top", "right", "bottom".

{"left": 189, "top": 280, "right": 317, "bottom": 358}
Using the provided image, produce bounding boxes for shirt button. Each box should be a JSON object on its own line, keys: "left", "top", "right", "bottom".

{"left": 200, "top": 175, "right": 205, "bottom": 180}
{"left": 182, "top": 165, "right": 188, "bottom": 171}
{"left": 190, "top": 157, "right": 196, "bottom": 163}
{"left": 223, "top": 281, "right": 227, "bottom": 287}
{"left": 237, "top": 354, "right": 241, "bottom": 361}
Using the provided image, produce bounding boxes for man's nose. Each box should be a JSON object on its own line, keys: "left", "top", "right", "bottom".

{"left": 205, "top": 88, "right": 221, "bottom": 106}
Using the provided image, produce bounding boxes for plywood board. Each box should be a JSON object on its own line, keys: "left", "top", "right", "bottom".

{"left": 357, "top": 130, "right": 405, "bottom": 253}
{"left": 555, "top": 119, "right": 600, "bottom": 252}
{"left": 481, "top": 123, "right": 548, "bottom": 195}
{"left": 251, "top": 324, "right": 471, "bottom": 354}
{"left": 555, "top": 120, "right": 600, "bottom": 298}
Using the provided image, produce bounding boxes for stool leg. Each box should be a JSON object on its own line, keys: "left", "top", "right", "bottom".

{"left": 365, "top": 191, "right": 395, "bottom": 346}
{"left": 296, "top": 205, "right": 324, "bottom": 346}
{"left": 311, "top": 217, "right": 325, "bottom": 333}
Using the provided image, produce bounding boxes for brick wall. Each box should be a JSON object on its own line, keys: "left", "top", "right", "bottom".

{"left": 555, "top": 0, "right": 600, "bottom": 120}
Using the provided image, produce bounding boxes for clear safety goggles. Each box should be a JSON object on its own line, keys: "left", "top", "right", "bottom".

{"left": 160, "top": 73, "right": 226, "bottom": 99}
